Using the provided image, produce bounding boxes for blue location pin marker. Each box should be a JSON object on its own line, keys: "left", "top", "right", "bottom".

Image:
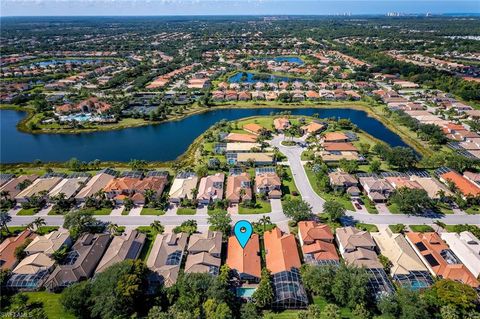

{"left": 234, "top": 220, "right": 253, "bottom": 248}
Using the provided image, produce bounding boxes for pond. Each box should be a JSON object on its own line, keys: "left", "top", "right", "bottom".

{"left": 0, "top": 108, "right": 409, "bottom": 163}
{"left": 228, "top": 72, "right": 304, "bottom": 84}
{"left": 33, "top": 59, "right": 110, "bottom": 67}
{"left": 255, "top": 56, "right": 304, "bottom": 65}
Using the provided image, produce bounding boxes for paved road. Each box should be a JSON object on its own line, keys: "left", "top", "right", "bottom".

{"left": 5, "top": 134, "right": 480, "bottom": 227}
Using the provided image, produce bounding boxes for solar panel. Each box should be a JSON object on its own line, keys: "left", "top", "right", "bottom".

{"left": 69, "top": 172, "right": 91, "bottom": 178}
{"left": 99, "top": 168, "right": 119, "bottom": 177}
{"left": 146, "top": 171, "right": 169, "bottom": 177}
{"left": 415, "top": 242, "right": 428, "bottom": 252}
{"left": 255, "top": 167, "right": 276, "bottom": 175}
{"left": 229, "top": 168, "right": 243, "bottom": 175}
{"left": 424, "top": 254, "right": 440, "bottom": 267}
{"left": 176, "top": 172, "right": 195, "bottom": 179}
{"left": 120, "top": 171, "right": 143, "bottom": 178}
{"left": 43, "top": 172, "right": 68, "bottom": 178}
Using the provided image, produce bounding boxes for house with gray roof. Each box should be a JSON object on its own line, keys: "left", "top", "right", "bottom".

{"left": 185, "top": 231, "right": 222, "bottom": 275}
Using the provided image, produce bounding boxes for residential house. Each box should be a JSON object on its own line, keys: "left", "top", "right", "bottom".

{"left": 300, "top": 122, "right": 325, "bottom": 136}
{"left": 0, "top": 175, "right": 39, "bottom": 199}
{"left": 7, "top": 252, "right": 55, "bottom": 290}
{"left": 74, "top": 171, "right": 116, "bottom": 202}
{"left": 372, "top": 229, "right": 433, "bottom": 290}
{"left": 243, "top": 123, "right": 264, "bottom": 135}
{"left": 226, "top": 234, "right": 261, "bottom": 283}
{"left": 15, "top": 177, "right": 63, "bottom": 203}
{"left": 103, "top": 177, "right": 141, "bottom": 204}
{"left": 48, "top": 176, "right": 90, "bottom": 200}
{"left": 25, "top": 229, "right": 71, "bottom": 256}
{"left": 323, "top": 132, "right": 349, "bottom": 143}
{"left": 168, "top": 173, "right": 199, "bottom": 204}
{"left": 273, "top": 118, "right": 291, "bottom": 132}
{"left": 406, "top": 232, "right": 479, "bottom": 288}
{"left": 95, "top": 230, "right": 146, "bottom": 273}
{"left": 0, "top": 230, "right": 36, "bottom": 270}
{"left": 255, "top": 172, "right": 282, "bottom": 199}
{"left": 264, "top": 228, "right": 308, "bottom": 309}
{"left": 439, "top": 170, "right": 480, "bottom": 198}
{"left": 134, "top": 174, "right": 169, "bottom": 200}
{"left": 196, "top": 173, "right": 225, "bottom": 205}
{"left": 185, "top": 231, "right": 222, "bottom": 275}
{"left": 226, "top": 143, "right": 261, "bottom": 153}
{"left": 225, "top": 173, "right": 252, "bottom": 204}
{"left": 409, "top": 176, "right": 452, "bottom": 200}
{"left": 336, "top": 227, "right": 395, "bottom": 296}
{"left": 440, "top": 231, "right": 480, "bottom": 278}
{"left": 147, "top": 233, "right": 188, "bottom": 287}
{"left": 328, "top": 171, "right": 359, "bottom": 195}
{"left": 225, "top": 133, "right": 258, "bottom": 143}
{"left": 235, "top": 153, "right": 275, "bottom": 166}
{"left": 44, "top": 233, "right": 111, "bottom": 291}
{"left": 385, "top": 177, "right": 423, "bottom": 191}
{"left": 359, "top": 177, "right": 394, "bottom": 203}
{"left": 297, "top": 222, "right": 339, "bottom": 265}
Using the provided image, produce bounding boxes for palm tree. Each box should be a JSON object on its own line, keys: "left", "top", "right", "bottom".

{"left": 0, "top": 190, "right": 10, "bottom": 200}
{"left": 0, "top": 211, "right": 12, "bottom": 237}
{"left": 32, "top": 217, "right": 47, "bottom": 229}
{"left": 150, "top": 220, "right": 164, "bottom": 234}
{"left": 259, "top": 215, "right": 272, "bottom": 233}
{"left": 107, "top": 223, "right": 119, "bottom": 235}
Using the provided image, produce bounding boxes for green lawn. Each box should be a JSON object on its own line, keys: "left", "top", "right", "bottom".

{"left": 360, "top": 195, "right": 378, "bottom": 214}
{"left": 389, "top": 224, "right": 407, "bottom": 234}
{"left": 91, "top": 207, "right": 113, "bottom": 215}
{"left": 304, "top": 167, "right": 354, "bottom": 211}
{"left": 17, "top": 208, "right": 38, "bottom": 216}
{"left": 136, "top": 226, "right": 161, "bottom": 261}
{"left": 465, "top": 206, "right": 480, "bottom": 215}
{"left": 24, "top": 291, "right": 76, "bottom": 319}
{"left": 444, "top": 224, "right": 480, "bottom": 238}
{"left": 177, "top": 207, "right": 197, "bottom": 215}
{"left": 36, "top": 226, "right": 60, "bottom": 235}
{"left": 141, "top": 208, "right": 166, "bottom": 216}
{"left": 263, "top": 296, "right": 354, "bottom": 319}
{"left": 281, "top": 167, "right": 299, "bottom": 200}
{"left": 436, "top": 202, "right": 454, "bottom": 215}
{"left": 355, "top": 223, "right": 379, "bottom": 232}
{"left": 239, "top": 200, "right": 272, "bottom": 214}
{"left": 409, "top": 225, "right": 434, "bottom": 233}
{"left": 387, "top": 203, "right": 400, "bottom": 214}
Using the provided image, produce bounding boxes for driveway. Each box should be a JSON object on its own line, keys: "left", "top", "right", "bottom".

{"left": 128, "top": 205, "right": 143, "bottom": 216}
{"left": 36, "top": 204, "right": 53, "bottom": 216}
{"left": 375, "top": 204, "right": 392, "bottom": 215}
{"left": 110, "top": 205, "right": 125, "bottom": 216}
{"left": 196, "top": 205, "right": 208, "bottom": 216}
{"left": 7, "top": 205, "right": 22, "bottom": 216}
{"left": 228, "top": 204, "right": 238, "bottom": 215}
{"left": 165, "top": 204, "right": 178, "bottom": 216}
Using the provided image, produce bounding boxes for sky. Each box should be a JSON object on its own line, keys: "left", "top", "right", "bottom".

{"left": 0, "top": 0, "right": 479, "bottom": 17}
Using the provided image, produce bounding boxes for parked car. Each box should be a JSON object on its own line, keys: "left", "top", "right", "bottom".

{"left": 354, "top": 203, "right": 362, "bottom": 210}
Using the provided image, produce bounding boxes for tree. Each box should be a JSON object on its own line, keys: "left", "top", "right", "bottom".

{"left": 0, "top": 211, "right": 12, "bottom": 237}
{"left": 51, "top": 245, "right": 69, "bottom": 263}
{"left": 339, "top": 159, "right": 358, "bottom": 174}
{"left": 368, "top": 160, "right": 381, "bottom": 173}
{"left": 150, "top": 220, "right": 165, "bottom": 234}
{"left": 252, "top": 268, "right": 274, "bottom": 308}
{"left": 240, "top": 303, "right": 260, "bottom": 319}
{"left": 32, "top": 217, "right": 46, "bottom": 230}
{"left": 423, "top": 279, "right": 478, "bottom": 316}
{"left": 203, "top": 299, "right": 232, "bottom": 319}
{"left": 389, "top": 187, "right": 434, "bottom": 215}
{"left": 107, "top": 223, "right": 119, "bottom": 235}
{"left": 63, "top": 209, "right": 104, "bottom": 239}
{"left": 66, "top": 157, "right": 82, "bottom": 171}
{"left": 332, "top": 263, "right": 370, "bottom": 308}
{"left": 14, "top": 238, "right": 33, "bottom": 260}
{"left": 298, "top": 304, "right": 322, "bottom": 319}
{"left": 61, "top": 281, "right": 92, "bottom": 319}
{"left": 386, "top": 147, "right": 417, "bottom": 170}
{"left": 173, "top": 220, "right": 197, "bottom": 235}
{"left": 378, "top": 288, "right": 431, "bottom": 319}
{"left": 323, "top": 200, "right": 345, "bottom": 221}
{"left": 207, "top": 210, "right": 232, "bottom": 237}
{"left": 440, "top": 305, "right": 460, "bottom": 319}
{"left": 352, "top": 303, "right": 370, "bottom": 319}
{"left": 301, "top": 264, "right": 336, "bottom": 301}
{"left": 320, "top": 304, "right": 341, "bottom": 319}
{"left": 129, "top": 159, "right": 147, "bottom": 171}
{"left": 124, "top": 197, "right": 134, "bottom": 211}
{"left": 282, "top": 199, "right": 312, "bottom": 223}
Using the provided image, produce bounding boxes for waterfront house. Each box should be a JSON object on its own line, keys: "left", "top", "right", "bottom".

{"left": 0, "top": 230, "right": 36, "bottom": 270}
{"left": 440, "top": 231, "right": 480, "bottom": 278}
{"left": 322, "top": 132, "right": 349, "bottom": 143}
{"left": 359, "top": 177, "right": 394, "bottom": 203}
{"left": 225, "top": 173, "right": 252, "bottom": 204}
{"left": 406, "top": 232, "right": 479, "bottom": 288}
{"left": 297, "top": 221, "right": 339, "bottom": 265}
{"left": 264, "top": 228, "right": 308, "bottom": 309}
{"left": 48, "top": 176, "right": 90, "bottom": 200}
{"left": 134, "top": 173, "right": 169, "bottom": 200}
{"left": 225, "top": 133, "right": 258, "bottom": 143}
{"left": 44, "top": 233, "right": 111, "bottom": 291}
{"left": 235, "top": 153, "right": 275, "bottom": 166}
{"left": 438, "top": 170, "right": 480, "bottom": 198}
{"left": 273, "top": 118, "right": 291, "bottom": 132}
{"left": 409, "top": 176, "right": 452, "bottom": 200}
{"left": 300, "top": 122, "right": 325, "bottom": 136}
{"left": 226, "top": 233, "right": 261, "bottom": 283}
{"left": 255, "top": 172, "right": 282, "bottom": 199}
{"left": 74, "top": 171, "right": 116, "bottom": 202}
{"left": 0, "top": 175, "right": 39, "bottom": 199}
{"left": 25, "top": 229, "right": 71, "bottom": 257}
{"left": 185, "top": 231, "right": 222, "bottom": 275}
{"left": 196, "top": 173, "right": 225, "bottom": 205}
{"left": 95, "top": 230, "right": 146, "bottom": 273}
{"left": 147, "top": 233, "right": 188, "bottom": 287}
{"left": 243, "top": 123, "right": 264, "bottom": 135}
{"left": 168, "top": 172, "right": 198, "bottom": 204}
{"left": 103, "top": 177, "right": 142, "bottom": 204}
{"left": 372, "top": 229, "right": 433, "bottom": 290}
{"left": 226, "top": 143, "right": 261, "bottom": 153}
{"left": 15, "top": 177, "right": 63, "bottom": 203}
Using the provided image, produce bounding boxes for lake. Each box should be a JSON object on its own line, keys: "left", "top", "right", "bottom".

{"left": 0, "top": 108, "right": 409, "bottom": 163}
{"left": 228, "top": 72, "right": 304, "bottom": 83}
{"left": 255, "top": 56, "right": 305, "bottom": 65}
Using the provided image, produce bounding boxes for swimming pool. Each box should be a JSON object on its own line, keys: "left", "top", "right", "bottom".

{"left": 236, "top": 287, "right": 256, "bottom": 298}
